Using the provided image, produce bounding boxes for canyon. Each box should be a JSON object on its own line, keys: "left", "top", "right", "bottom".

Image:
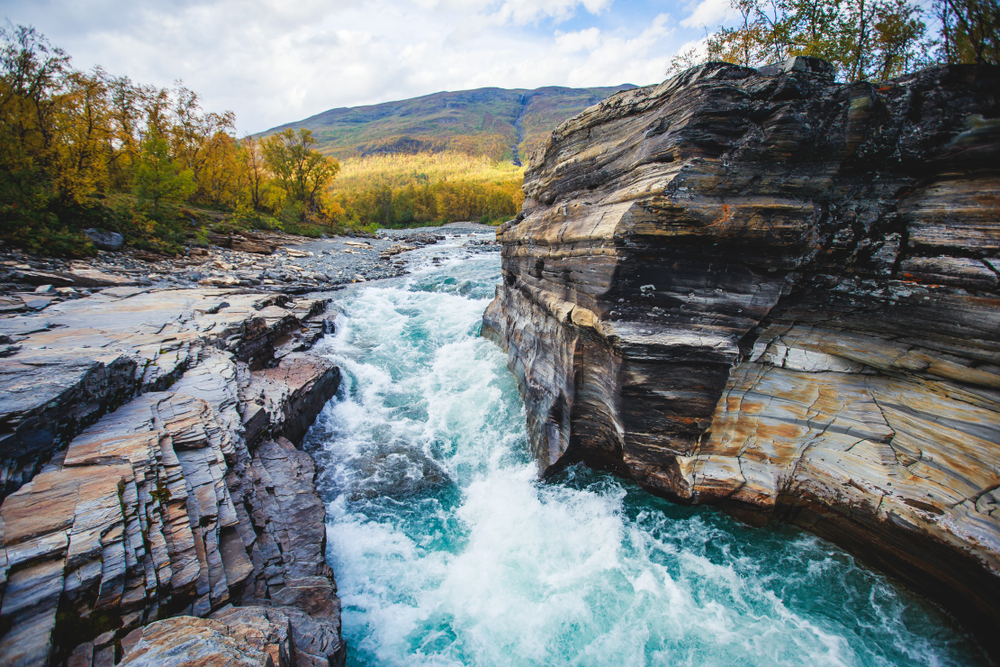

{"left": 2, "top": 52, "right": 999, "bottom": 663}
{"left": 483, "top": 57, "right": 1000, "bottom": 652}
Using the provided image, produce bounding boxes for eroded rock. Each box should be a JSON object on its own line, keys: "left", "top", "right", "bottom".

{"left": 118, "top": 615, "right": 278, "bottom": 667}
{"left": 0, "top": 286, "right": 345, "bottom": 666}
{"left": 485, "top": 60, "right": 1000, "bottom": 652}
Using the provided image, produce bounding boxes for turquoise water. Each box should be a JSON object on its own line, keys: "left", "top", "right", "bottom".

{"left": 304, "top": 233, "right": 988, "bottom": 667}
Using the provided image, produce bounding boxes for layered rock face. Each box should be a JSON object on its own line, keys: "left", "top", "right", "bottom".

{"left": 484, "top": 59, "right": 1000, "bottom": 647}
{"left": 0, "top": 287, "right": 345, "bottom": 666}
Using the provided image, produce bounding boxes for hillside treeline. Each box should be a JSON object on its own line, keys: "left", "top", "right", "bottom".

{"left": 332, "top": 152, "right": 524, "bottom": 228}
{"left": 0, "top": 25, "right": 342, "bottom": 255}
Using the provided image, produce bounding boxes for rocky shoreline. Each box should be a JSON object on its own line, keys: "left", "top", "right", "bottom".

{"left": 0, "top": 223, "right": 496, "bottom": 666}
{"left": 484, "top": 59, "right": 1000, "bottom": 655}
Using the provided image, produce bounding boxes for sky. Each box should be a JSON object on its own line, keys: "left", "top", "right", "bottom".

{"left": 0, "top": 0, "right": 737, "bottom": 134}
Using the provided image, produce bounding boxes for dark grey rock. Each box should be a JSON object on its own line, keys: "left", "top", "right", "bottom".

{"left": 83, "top": 228, "right": 124, "bottom": 251}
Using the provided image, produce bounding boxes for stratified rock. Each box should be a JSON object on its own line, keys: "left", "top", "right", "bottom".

{"left": 0, "top": 288, "right": 329, "bottom": 497}
{"left": 0, "top": 286, "right": 345, "bottom": 666}
{"left": 485, "top": 60, "right": 1000, "bottom": 651}
{"left": 0, "top": 296, "right": 27, "bottom": 313}
{"left": 82, "top": 229, "right": 124, "bottom": 252}
{"left": 118, "top": 616, "right": 276, "bottom": 667}
{"left": 231, "top": 235, "right": 277, "bottom": 256}
{"left": 240, "top": 354, "right": 341, "bottom": 447}
{"left": 209, "top": 606, "right": 294, "bottom": 667}
{"left": 9, "top": 269, "right": 76, "bottom": 287}
{"left": 234, "top": 437, "right": 346, "bottom": 667}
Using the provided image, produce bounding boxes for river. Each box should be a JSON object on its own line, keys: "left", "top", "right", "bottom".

{"left": 303, "top": 230, "right": 987, "bottom": 667}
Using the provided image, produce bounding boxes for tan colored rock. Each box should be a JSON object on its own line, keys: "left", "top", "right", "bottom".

{"left": 240, "top": 354, "right": 341, "bottom": 446}
{"left": 66, "top": 268, "right": 138, "bottom": 287}
{"left": 118, "top": 616, "right": 274, "bottom": 667}
{"left": 0, "top": 462, "right": 133, "bottom": 667}
{"left": 0, "top": 286, "right": 345, "bottom": 666}
{"left": 231, "top": 236, "right": 277, "bottom": 255}
{"left": 0, "top": 288, "right": 310, "bottom": 498}
{"left": 210, "top": 606, "right": 294, "bottom": 667}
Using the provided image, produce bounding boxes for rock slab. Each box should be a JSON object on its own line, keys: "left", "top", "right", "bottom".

{"left": 0, "top": 287, "right": 344, "bottom": 666}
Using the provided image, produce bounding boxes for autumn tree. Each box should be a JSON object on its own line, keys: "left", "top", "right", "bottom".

{"left": 169, "top": 83, "right": 239, "bottom": 206}
{"left": 0, "top": 24, "right": 72, "bottom": 209}
{"left": 260, "top": 128, "right": 339, "bottom": 214}
{"left": 934, "top": 0, "right": 1000, "bottom": 65}
{"left": 698, "top": 0, "right": 931, "bottom": 81}
{"left": 53, "top": 68, "right": 112, "bottom": 204}
{"left": 239, "top": 136, "right": 268, "bottom": 211}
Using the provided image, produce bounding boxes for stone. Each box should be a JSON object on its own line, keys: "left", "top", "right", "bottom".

{"left": 0, "top": 296, "right": 26, "bottom": 313}
{"left": 347, "top": 441, "right": 448, "bottom": 500}
{"left": 66, "top": 267, "right": 138, "bottom": 287}
{"left": 82, "top": 228, "right": 125, "bottom": 252}
{"left": 23, "top": 297, "right": 54, "bottom": 310}
{"left": 210, "top": 606, "right": 295, "bottom": 667}
{"left": 485, "top": 60, "right": 1000, "bottom": 654}
{"left": 10, "top": 269, "right": 76, "bottom": 287}
{"left": 117, "top": 616, "right": 273, "bottom": 667}
{"left": 0, "top": 285, "right": 346, "bottom": 666}
{"left": 239, "top": 354, "right": 341, "bottom": 446}
{"left": 757, "top": 55, "right": 837, "bottom": 79}
{"left": 231, "top": 236, "right": 276, "bottom": 255}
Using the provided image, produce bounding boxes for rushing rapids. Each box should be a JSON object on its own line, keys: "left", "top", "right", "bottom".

{"left": 303, "top": 232, "right": 988, "bottom": 667}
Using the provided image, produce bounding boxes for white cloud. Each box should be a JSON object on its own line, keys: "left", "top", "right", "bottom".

{"left": 555, "top": 27, "right": 602, "bottom": 52}
{"left": 487, "top": 0, "right": 614, "bottom": 25}
{"left": 679, "top": 0, "right": 736, "bottom": 28}
{"left": 0, "top": 0, "right": 703, "bottom": 133}
{"left": 564, "top": 13, "right": 674, "bottom": 87}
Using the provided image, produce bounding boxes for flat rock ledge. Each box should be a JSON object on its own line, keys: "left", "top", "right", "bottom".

{"left": 484, "top": 60, "right": 1000, "bottom": 653}
{"left": 0, "top": 286, "right": 345, "bottom": 666}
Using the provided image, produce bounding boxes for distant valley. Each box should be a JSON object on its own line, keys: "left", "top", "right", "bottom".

{"left": 265, "top": 85, "right": 636, "bottom": 164}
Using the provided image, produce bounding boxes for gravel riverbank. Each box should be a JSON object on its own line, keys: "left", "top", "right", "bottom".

{"left": 0, "top": 222, "right": 499, "bottom": 313}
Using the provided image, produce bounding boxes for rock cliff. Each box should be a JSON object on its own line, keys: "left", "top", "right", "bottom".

{"left": 0, "top": 287, "right": 345, "bottom": 666}
{"left": 484, "top": 58, "right": 1000, "bottom": 650}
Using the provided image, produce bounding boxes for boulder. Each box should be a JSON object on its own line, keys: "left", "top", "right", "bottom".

{"left": 82, "top": 228, "right": 124, "bottom": 252}
{"left": 118, "top": 616, "right": 276, "bottom": 667}
{"left": 232, "top": 236, "right": 277, "bottom": 255}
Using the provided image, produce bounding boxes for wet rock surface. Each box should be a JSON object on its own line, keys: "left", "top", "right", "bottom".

{"left": 484, "top": 61, "right": 1000, "bottom": 653}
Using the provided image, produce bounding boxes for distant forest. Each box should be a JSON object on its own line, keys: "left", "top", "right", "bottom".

{"left": 0, "top": 0, "right": 995, "bottom": 255}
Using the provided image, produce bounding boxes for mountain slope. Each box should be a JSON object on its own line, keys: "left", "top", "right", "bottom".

{"left": 266, "top": 85, "right": 636, "bottom": 164}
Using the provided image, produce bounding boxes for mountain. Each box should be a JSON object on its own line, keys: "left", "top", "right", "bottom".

{"left": 265, "top": 85, "right": 637, "bottom": 164}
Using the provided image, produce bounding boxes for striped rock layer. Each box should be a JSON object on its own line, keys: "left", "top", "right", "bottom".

{"left": 0, "top": 288, "right": 344, "bottom": 667}
{"left": 484, "top": 59, "right": 1000, "bottom": 651}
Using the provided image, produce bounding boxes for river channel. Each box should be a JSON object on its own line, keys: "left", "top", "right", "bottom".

{"left": 303, "top": 230, "right": 986, "bottom": 667}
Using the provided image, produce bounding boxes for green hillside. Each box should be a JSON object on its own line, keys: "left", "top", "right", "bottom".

{"left": 265, "top": 85, "right": 635, "bottom": 165}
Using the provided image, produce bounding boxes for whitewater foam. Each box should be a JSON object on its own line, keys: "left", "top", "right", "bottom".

{"left": 304, "top": 233, "right": 986, "bottom": 667}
